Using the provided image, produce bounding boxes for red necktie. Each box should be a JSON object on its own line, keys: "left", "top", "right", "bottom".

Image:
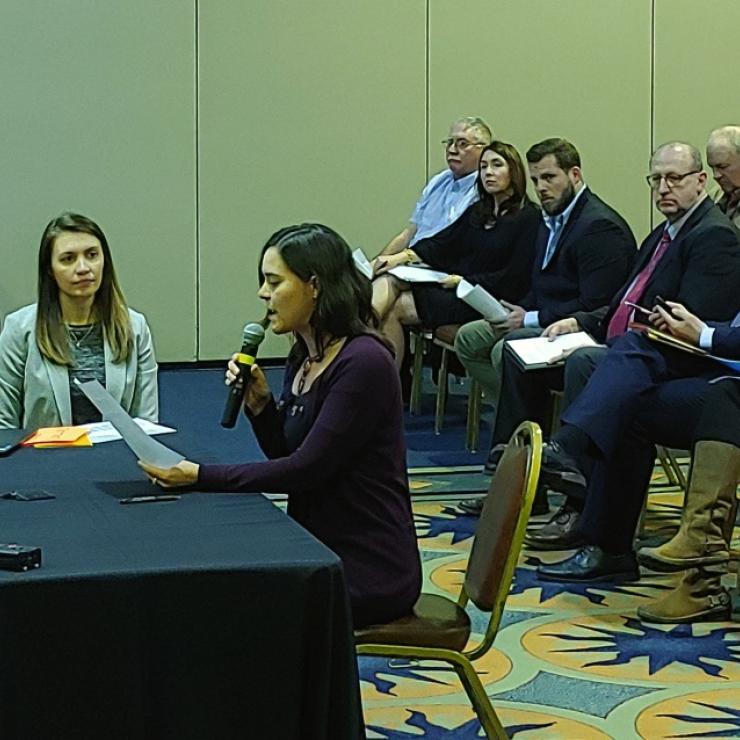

{"left": 607, "top": 230, "right": 672, "bottom": 340}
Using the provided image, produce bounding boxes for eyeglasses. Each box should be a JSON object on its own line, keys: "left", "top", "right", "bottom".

{"left": 645, "top": 170, "right": 701, "bottom": 189}
{"left": 441, "top": 138, "right": 485, "bottom": 151}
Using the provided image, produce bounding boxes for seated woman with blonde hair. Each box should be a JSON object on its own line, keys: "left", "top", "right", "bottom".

{"left": 0, "top": 212, "right": 158, "bottom": 429}
{"left": 372, "top": 140, "right": 540, "bottom": 367}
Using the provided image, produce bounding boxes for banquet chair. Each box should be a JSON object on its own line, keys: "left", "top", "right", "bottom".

{"left": 408, "top": 326, "right": 433, "bottom": 415}
{"left": 432, "top": 324, "right": 483, "bottom": 451}
{"left": 355, "top": 421, "right": 543, "bottom": 739}
{"left": 409, "top": 324, "right": 482, "bottom": 451}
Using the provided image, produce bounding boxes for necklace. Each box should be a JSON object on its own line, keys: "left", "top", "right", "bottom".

{"left": 67, "top": 323, "right": 97, "bottom": 349}
{"left": 296, "top": 337, "right": 342, "bottom": 395}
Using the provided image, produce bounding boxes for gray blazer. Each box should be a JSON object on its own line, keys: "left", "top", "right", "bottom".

{"left": 0, "top": 304, "right": 159, "bottom": 429}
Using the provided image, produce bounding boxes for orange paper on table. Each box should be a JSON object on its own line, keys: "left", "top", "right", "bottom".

{"left": 23, "top": 426, "right": 91, "bottom": 447}
{"left": 33, "top": 433, "right": 92, "bottom": 448}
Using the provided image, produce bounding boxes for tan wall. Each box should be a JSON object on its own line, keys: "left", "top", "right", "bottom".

{"left": 653, "top": 0, "right": 737, "bottom": 211}
{"left": 0, "top": 1, "right": 197, "bottom": 360}
{"left": 197, "top": 1, "right": 426, "bottom": 358}
{"left": 1, "top": 1, "right": 737, "bottom": 361}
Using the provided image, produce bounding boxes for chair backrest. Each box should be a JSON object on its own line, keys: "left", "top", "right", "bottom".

{"left": 463, "top": 421, "right": 542, "bottom": 650}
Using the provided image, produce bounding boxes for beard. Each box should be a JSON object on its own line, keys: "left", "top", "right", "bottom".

{"left": 543, "top": 181, "right": 576, "bottom": 215}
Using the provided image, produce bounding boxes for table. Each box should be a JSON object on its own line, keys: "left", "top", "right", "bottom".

{"left": 0, "top": 436, "right": 363, "bottom": 740}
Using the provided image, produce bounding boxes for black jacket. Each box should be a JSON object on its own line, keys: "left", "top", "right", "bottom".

{"left": 522, "top": 188, "right": 637, "bottom": 327}
{"left": 576, "top": 198, "right": 740, "bottom": 341}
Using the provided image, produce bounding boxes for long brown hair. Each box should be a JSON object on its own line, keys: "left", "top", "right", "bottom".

{"left": 36, "top": 212, "right": 132, "bottom": 365}
{"left": 472, "top": 141, "right": 532, "bottom": 225}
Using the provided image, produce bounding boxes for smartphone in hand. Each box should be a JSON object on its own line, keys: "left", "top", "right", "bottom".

{"left": 654, "top": 295, "right": 677, "bottom": 319}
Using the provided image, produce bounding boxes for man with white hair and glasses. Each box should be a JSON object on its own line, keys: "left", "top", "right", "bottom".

{"left": 707, "top": 124, "right": 740, "bottom": 228}
{"left": 376, "top": 116, "right": 493, "bottom": 262}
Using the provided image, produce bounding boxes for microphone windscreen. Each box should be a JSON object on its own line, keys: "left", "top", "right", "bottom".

{"left": 242, "top": 323, "right": 266, "bottom": 347}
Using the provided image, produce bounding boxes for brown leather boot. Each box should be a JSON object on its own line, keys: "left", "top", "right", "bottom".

{"left": 637, "top": 567, "right": 731, "bottom": 623}
{"left": 638, "top": 440, "right": 740, "bottom": 572}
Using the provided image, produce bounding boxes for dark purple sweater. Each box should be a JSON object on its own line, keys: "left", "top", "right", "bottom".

{"left": 198, "top": 335, "right": 421, "bottom": 627}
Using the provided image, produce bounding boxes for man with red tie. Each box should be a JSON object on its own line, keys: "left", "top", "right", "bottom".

{"left": 466, "top": 142, "right": 740, "bottom": 538}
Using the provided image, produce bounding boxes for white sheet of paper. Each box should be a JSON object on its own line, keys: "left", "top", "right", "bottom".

{"left": 81, "top": 418, "right": 176, "bottom": 444}
{"left": 506, "top": 332, "right": 599, "bottom": 367}
{"left": 352, "top": 248, "right": 373, "bottom": 280}
{"left": 388, "top": 265, "right": 449, "bottom": 283}
{"left": 75, "top": 379, "right": 184, "bottom": 467}
{"left": 456, "top": 279, "right": 509, "bottom": 321}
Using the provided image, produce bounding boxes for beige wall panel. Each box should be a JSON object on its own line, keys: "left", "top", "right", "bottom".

{"left": 198, "top": 0, "right": 426, "bottom": 358}
{"left": 654, "top": 0, "right": 739, "bottom": 204}
{"left": 0, "top": 1, "right": 197, "bottom": 360}
{"left": 429, "top": 0, "right": 653, "bottom": 241}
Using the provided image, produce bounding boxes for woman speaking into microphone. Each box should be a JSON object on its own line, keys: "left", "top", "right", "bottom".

{"left": 141, "top": 223, "right": 421, "bottom": 627}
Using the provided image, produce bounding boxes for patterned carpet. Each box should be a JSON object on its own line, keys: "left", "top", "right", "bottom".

{"left": 360, "top": 467, "right": 740, "bottom": 739}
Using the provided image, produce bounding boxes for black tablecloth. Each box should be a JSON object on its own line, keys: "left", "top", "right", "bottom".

{"left": 0, "top": 437, "right": 363, "bottom": 740}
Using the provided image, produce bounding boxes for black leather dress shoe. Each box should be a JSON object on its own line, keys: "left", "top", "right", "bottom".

{"left": 458, "top": 497, "right": 485, "bottom": 516}
{"left": 483, "top": 444, "right": 506, "bottom": 476}
{"left": 540, "top": 441, "right": 587, "bottom": 497}
{"left": 537, "top": 545, "right": 639, "bottom": 583}
{"left": 524, "top": 503, "right": 584, "bottom": 550}
{"left": 459, "top": 482, "right": 550, "bottom": 518}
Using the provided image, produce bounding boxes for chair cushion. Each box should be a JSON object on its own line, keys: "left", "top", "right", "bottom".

{"left": 354, "top": 593, "right": 471, "bottom": 651}
{"left": 434, "top": 324, "right": 460, "bottom": 346}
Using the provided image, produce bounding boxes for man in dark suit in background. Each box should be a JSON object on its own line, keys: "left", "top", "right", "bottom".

{"left": 482, "top": 142, "right": 740, "bottom": 538}
{"left": 456, "top": 138, "right": 636, "bottom": 514}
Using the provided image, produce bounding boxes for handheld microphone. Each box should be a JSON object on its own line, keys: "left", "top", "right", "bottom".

{"left": 220, "top": 322, "right": 266, "bottom": 428}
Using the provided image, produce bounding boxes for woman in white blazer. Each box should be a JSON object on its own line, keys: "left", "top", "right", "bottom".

{"left": 0, "top": 212, "right": 158, "bottom": 429}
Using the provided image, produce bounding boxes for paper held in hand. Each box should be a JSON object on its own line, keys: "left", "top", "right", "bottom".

{"left": 75, "top": 379, "right": 184, "bottom": 468}
{"left": 352, "top": 248, "right": 373, "bottom": 280}
{"left": 455, "top": 279, "right": 509, "bottom": 322}
{"left": 387, "top": 265, "right": 449, "bottom": 283}
{"left": 506, "top": 332, "right": 600, "bottom": 370}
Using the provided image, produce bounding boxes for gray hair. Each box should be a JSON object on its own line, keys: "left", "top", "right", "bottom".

{"left": 708, "top": 125, "right": 740, "bottom": 154}
{"left": 651, "top": 141, "right": 703, "bottom": 171}
{"left": 452, "top": 116, "right": 493, "bottom": 145}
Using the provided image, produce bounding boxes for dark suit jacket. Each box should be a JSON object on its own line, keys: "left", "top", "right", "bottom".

{"left": 521, "top": 188, "right": 636, "bottom": 327}
{"left": 576, "top": 198, "right": 740, "bottom": 342}
{"left": 711, "top": 323, "right": 740, "bottom": 359}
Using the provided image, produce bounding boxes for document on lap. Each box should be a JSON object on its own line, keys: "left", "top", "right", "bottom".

{"left": 506, "top": 332, "right": 600, "bottom": 370}
{"left": 75, "top": 379, "right": 184, "bottom": 467}
{"left": 631, "top": 323, "right": 740, "bottom": 373}
{"left": 387, "top": 265, "right": 449, "bottom": 283}
{"left": 455, "top": 279, "right": 509, "bottom": 321}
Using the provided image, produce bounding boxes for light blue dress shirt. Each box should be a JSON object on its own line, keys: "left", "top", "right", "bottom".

{"left": 409, "top": 169, "right": 479, "bottom": 246}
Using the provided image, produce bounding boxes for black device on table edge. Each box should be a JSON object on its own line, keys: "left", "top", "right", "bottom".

{"left": 0, "top": 429, "right": 31, "bottom": 457}
{"left": 0, "top": 544, "right": 42, "bottom": 572}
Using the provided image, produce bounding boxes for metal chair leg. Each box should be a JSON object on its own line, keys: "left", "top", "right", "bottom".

{"left": 409, "top": 329, "right": 425, "bottom": 415}
{"left": 656, "top": 445, "right": 680, "bottom": 486}
{"left": 466, "top": 378, "right": 482, "bottom": 452}
{"left": 434, "top": 347, "right": 450, "bottom": 434}
{"left": 448, "top": 652, "right": 508, "bottom": 739}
